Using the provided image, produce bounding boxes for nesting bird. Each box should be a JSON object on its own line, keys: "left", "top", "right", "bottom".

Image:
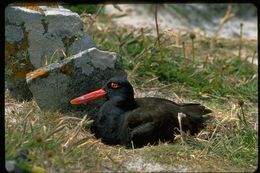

{"left": 71, "top": 77, "right": 212, "bottom": 148}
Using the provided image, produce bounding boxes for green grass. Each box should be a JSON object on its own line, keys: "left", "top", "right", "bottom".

{"left": 86, "top": 14, "right": 257, "bottom": 106}
{"left": 5, "top": 6, "right": 258, "bottom": 172}
{"left": 63, "top": 4, "right": 102, "bottom": 14}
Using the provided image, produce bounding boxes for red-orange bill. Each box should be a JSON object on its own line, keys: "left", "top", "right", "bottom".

{"left": 70, "top": 89, "right": 107, "bottom": 105}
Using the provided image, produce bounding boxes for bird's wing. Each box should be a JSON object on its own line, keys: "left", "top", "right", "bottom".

{"left": 125, "top": 97, "right": 180, "bottom": 128}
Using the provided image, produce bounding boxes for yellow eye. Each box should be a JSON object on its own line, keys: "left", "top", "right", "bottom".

{"left": 110, "top": 82, "right": 120, "bottom": 89}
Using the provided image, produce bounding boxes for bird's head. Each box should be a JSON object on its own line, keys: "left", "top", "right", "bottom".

{"left": 70, "top": 76, "right": 134, "bottom": 105}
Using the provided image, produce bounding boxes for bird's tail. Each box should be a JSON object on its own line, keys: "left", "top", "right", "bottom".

{"left": 179, "top": 103, "right": 212, "bottom": 134}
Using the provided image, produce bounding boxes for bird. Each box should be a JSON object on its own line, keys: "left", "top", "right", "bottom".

{"left": 70, "top": 76, "right": 212, "bottom": 148}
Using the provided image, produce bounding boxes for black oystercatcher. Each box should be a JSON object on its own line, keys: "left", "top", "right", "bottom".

{"left": 70, "top": 77, "right": 212, "bottom": 148}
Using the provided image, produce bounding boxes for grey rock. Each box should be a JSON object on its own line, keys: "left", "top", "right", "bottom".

{"left": 5, "top": 160, "right": 23, "bottom": 173}
{"left": 5, "top": 4, "right": 96, "bottom": 101}
{"left": 5, "top": 79, "right": 33, "bottom": 101}
{"left": 89, "top": 48, "right": 118, "bottom": 70}
{"left": 5, "top": 25, "right": 24, "bottom": 43}
{"left": 68, "top": 33, "right": 96, "bottom": 56}
{"left": 26, "top": 48, "right": 126, "bottom": 116}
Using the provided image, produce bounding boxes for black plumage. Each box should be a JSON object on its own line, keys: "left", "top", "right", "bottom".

{"left": 71, "top": 77, "right": 212, "bottom": 148}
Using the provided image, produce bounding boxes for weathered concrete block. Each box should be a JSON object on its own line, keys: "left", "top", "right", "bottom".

{"left": 5, "top": 4, "right": 95, "bottom": 101}
{"left": 26, "top": 48, "right": 126, "bottom": 116}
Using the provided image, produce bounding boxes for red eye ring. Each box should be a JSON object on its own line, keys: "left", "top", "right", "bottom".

{"left": 111, "top": 82, "right": 120, "bottom": 89}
